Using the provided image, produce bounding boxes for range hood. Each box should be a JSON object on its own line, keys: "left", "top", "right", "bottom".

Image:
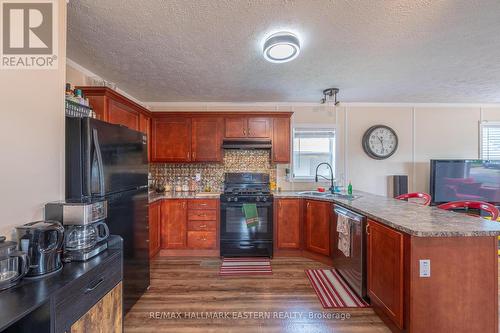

{"left": 222, "top": 139, "right": 272, "bottom": 150}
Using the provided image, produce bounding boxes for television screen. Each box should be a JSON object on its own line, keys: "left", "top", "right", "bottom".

{"left": 430, "top": 160, "right": 500, "bottom": 205}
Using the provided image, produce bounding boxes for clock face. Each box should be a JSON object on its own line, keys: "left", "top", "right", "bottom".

{"left": 362, "top": 125, "right": 398, "bottom": 159}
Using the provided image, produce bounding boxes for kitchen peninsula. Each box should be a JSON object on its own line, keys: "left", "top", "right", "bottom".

{"left": 274, "top": 190, "right": 500, "bottom": 332}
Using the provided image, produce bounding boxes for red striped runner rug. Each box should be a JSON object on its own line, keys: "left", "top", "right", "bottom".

{"left": 305, "top": 268, "right": 370, "bottom": 308}
{"left": 219, "top": 257, "right": 272, "bottom": 276}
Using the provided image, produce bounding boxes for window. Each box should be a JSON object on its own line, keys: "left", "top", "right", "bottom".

{"left": 481, "top": 122, "right": 500, "bottom": 160}
{"left": 293, "top": 128, "right": 335, "bottom": 180}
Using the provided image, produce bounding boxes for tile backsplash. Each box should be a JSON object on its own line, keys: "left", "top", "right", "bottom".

{"left": 150, "top": 150, "right": 276, "bottom": 192}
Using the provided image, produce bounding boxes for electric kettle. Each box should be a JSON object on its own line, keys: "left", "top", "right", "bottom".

{"left": 0, "top": 236, "right": 29, "bottom": 290}
{"left": 16, "top": 220, "right": 64, "bottom": 277}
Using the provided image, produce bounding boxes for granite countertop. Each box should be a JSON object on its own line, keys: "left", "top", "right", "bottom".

{"left": 149, "top": 191, "right": 221, "bottom": 202}
{"left": 274, "top": 191, "right": 500, "bottom": 237}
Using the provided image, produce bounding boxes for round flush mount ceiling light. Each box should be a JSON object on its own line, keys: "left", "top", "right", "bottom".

{"left": 263, "top": 32, "right": 301, "bottom": 63}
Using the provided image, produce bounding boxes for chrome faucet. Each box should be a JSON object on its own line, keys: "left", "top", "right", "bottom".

{"left": 315, "top": 162, "right": 335, "bottom": 193}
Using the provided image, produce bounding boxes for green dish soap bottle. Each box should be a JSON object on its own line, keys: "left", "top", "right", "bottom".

{"left": 347, "top": 181, "right": 353, "bottom": 196}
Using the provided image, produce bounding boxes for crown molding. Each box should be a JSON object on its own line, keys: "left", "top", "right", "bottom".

{"left": 66, "top": 58, "right": 148, "bottom": 109}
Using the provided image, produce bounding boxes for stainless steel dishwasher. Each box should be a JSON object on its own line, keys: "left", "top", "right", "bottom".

{"left": 332, "top": 205, "right": 368, "bottom": 301}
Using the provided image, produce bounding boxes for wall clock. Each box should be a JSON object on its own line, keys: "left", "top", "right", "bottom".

{"left": 362, "top": 125, "right": 398, "bottom": 160}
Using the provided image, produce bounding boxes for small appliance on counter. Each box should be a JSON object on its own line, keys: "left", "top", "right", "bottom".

{"left": 45, "top": 199, "right": 110, "bottom": 262}
{"left": 0, "top": 236, "right": 29, "bottom": 290}
{"left": 16, "top": 221, "right": 64, "bottom": 277}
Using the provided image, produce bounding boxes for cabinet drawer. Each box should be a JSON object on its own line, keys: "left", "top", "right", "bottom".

{"left": 188, "top": 220, "right": 217, "bottom": 231}
{"left": 187, "top": 209, "right": 217, "bottom": 221}
{"left": 187, "top": 231, "right": 216, "bottom": 249}
{"left": 54, "top": 252, "right": 122, "bottom": 333}
{"left": 188, "top": 199, "right": 218, "bottom": 210}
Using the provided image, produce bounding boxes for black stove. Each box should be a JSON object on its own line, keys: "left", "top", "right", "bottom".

{"left": 220, "top": 173, "right": 273, "bottom": 258}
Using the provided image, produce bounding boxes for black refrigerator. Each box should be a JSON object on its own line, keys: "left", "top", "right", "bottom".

{"left": 65, "top": 117, "right": 149, "bottom": 313}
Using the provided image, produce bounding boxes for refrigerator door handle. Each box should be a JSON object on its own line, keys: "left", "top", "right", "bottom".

{"left": 92, "top": 129, "right": 105, "bottom": 196}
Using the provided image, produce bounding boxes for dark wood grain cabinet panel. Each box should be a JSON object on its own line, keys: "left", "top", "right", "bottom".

{"left": 161, "top": 200, "right": 187, "bottom": 249}
{"left": 304, "top": 200, "right": 331, "bottom": 256}
{"left": 224, "top": 116, "right": 272, "bottom": 139}
{"left": 192, "top": 117, "right": 223, "bottom": 162}
{"left": 272, "top": 117, "right": 291, "bottom": 163}
{"left": 151, "top": 117, "right": 191, "bottom": 162}
{"left": 367, "top": 219, "right": 404, "bottom": 330}
{"left": 276, "top": 198, "right": 301, "bottom": 249}
{"left": 149, "top": 201, "right": 161, "bottom": 258}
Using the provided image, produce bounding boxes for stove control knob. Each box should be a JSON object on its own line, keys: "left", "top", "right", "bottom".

{"left": 262, "top": 197, "right": 267, "bottom": 202}
{"left": 226, "top": 197, "right": 232, "bottom": 202}
{"left": 234, "top": 197, "right": 238, "bottom": 202}
{"left": 256, "top": 197, "right": 260, "bottom": 202}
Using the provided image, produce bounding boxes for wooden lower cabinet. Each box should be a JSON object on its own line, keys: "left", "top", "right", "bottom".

{"left": 275, "top": 198, "right": 301, "bottom": 249}
{"left": 70, "top": 282, "right": 122, "bottom": 333}
{"left": 304, "top": 200, "right": 331, "bottom": 256}
{"left": 149, "top": 200, "right": 161, "bottom": 258}
{"left": 367, "top": 219, "right": 404, "bottom": 330}
{"left": 160, "top": 199, "right": 219, "bottom": 251}
{"left": 161, "top": 199, "right": 187, "bottom": 249}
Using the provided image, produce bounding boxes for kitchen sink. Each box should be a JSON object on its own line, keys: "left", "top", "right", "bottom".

{"left": 298, "top": 191, "right": 360, "bottom": 200}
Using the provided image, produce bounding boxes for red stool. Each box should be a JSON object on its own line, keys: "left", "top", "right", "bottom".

{"left": 437, "top": 201, "right": 499, "bottom": 220}
{"left": 395, "top": 192, "right": 432, "bottom": 206}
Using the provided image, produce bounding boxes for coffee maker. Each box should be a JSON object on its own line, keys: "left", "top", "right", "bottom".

{"left": 45, "top": 199, "right": 110, "bottom": 262}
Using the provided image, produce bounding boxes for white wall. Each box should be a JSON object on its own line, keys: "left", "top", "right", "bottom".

{"left": 0, "top": 1, "right": 67, "bottom": 237}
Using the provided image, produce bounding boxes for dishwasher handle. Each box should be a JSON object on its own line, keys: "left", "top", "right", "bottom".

{"left": 334, "top": 206, "right": 364, "bottom": 222}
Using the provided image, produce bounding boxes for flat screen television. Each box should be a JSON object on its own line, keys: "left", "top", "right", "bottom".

{"left": 430, "top": 159, "right": 500, "bottom": 206}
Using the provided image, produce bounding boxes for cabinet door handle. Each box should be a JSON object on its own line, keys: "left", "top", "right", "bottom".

{"left": 187, "top": 152, "right": 190, "bottom": 160}
{"left": 366, "top": 224, "right": 370, "bottom": 235}
{"left": 307, "top": 202, "right": 310, "bottom": 208}
{"left": 192, "top": 151, "right": 196, "bottom": 160}
{"left": 247, "top": 128, "right": 251, "bottom": 136}
{"left": 200, "top": 224, "right": 207, "bottom": 228}
{"left": 85, "top": 277, "right": 104, "bottom": 294}
{"left": 198, "top": 214, "right": 206, "bottom": 217}
{"left": 243, "top": 128, "right": 246, "bottom": 136}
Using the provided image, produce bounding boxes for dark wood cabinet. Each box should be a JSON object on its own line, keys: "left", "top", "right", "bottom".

{"left": 224, "top": 116, "right": 271, "bottom": 139}
{"left": 107, "top": 99, "right": 140, "bottom": 131}
{"left": 304, "top": 200, "right": 331, "bottom": 256}
{"left": 275, "top": 198, "right": 301, "bottom": 249}
{"left": 161, "top": 200, "right": 187, "bottom": 249}
{"left": 191, "top": 117, "right": 223, "bottom": 162}
{"left": 225, "top": 117, "right": 247, "bottom": 138}
{"left": 367, "top": 219, "right": 404, "bottom": 330}
{"left": 149, "top": 200, "right": 161, "bottom": 258}
{"left": 247, "top": 117, "right": 271, "bottom": 138}
{"left": 272, "top": 117, "right": 291, "bottom": 163}
{"left": 139, "top": 113, "right": 151, "bottom": 160}
{"left": 151, "top": 117, "right": 191, "bottom": 162}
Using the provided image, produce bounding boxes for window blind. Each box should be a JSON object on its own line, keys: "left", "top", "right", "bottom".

{"left": 481, "top": 123, "right": 500, "bottom": 160}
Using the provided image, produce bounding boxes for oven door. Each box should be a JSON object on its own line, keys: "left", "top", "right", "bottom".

{"left": 220, "top": 201, "right": 273, "bottom": 241}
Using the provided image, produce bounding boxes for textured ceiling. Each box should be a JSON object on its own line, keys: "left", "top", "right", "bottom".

{"left": 68, "top": 0, "right": 500, "bottom": 103}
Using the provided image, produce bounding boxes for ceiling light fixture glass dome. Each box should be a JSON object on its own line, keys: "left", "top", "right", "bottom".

{"left": 263, "top": 32, "right": 301, "bottom": 63}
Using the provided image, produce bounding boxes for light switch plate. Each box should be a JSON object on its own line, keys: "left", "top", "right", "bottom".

{"left": 419, "top": 259, "right": 431, "bottom": 277}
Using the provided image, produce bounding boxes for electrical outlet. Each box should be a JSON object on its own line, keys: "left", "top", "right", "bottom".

{"left": 195, "top": 173, "right": 201, "bottom": 182}
{"left": 419, "top": 259, "right": 431, "bottom": 277}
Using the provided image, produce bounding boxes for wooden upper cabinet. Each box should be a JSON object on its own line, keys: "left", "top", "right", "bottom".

{"left": 276, "top": 198, "right": 301, "bottom": 249}
{"left": 224, "top": 116, "right": 272, "bottom": 139}
{"left": 192, "top": 117, "right": 223, "bottom": 162}
{"left": 225, "top": 117, "right": 247, "bottom": 138}
{"left": 149, "top": 200, "right": 161, "bottom": 258}
{"left": 161, "top": 200, "right": 187, "bottom": 249}
{"left": 247, "top": 117, "right": 271, "bottom": 138}
{"left": 107, "top": 99, "right": 140, "bottom": 131}
{"left": 272, "top": 117, "right": 291, "bottom": 163}
{"left": 151, "top": 117, "right": 191, "bottom": 162}
{"left": 367, "top": 219, "right": 404, "bottom": 330}
{"left": 304, "top": 200, "right": 331, "bottom": 256}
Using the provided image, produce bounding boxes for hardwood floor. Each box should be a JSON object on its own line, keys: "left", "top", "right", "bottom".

{"left": 125, "top": 256, "right": 390, "bottom": 333}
